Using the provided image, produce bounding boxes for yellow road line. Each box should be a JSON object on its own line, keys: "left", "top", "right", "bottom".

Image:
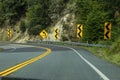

{"left": 0, "top": 46, "right": 51, "bottom": 76}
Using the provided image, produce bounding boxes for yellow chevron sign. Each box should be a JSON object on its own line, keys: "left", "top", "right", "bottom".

{"left": 104, "top": 22, "right": 112, "bottom": 40}
{"left": 54, "top": 28, "right": 59, "bottom": 40}
{"left": 7, "top": 28, "right": 12, "bottom": 38}
{"left": 77, "top": 24, "right": 83, "bottom": 38}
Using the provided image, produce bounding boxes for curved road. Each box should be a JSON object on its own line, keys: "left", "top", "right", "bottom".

{"left": 0, "top": 43, "right": 120, "bottom": 80}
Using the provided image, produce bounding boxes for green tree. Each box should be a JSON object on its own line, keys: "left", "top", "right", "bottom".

{"left": 28, "top": 25, "right": 43, "bottom": 35}
{"left": 0, "top": 1, "right": 4, "bottom": 26}
{"left": 76, "top": 0, "right": 92, "bottom": 24}
{"left": 20, "top": 20, "right": 26, "bottom": 33}
{"left": 76, "top": 0, "right": 117, "bottom": 43}
{"left": 26, "top": 2, "right": 51, "bottom": 35}
{"left": 84, "top": 10, "right": 108, "bottom": 43}
{"left": 1, "top": 0, "right": 27, "bottom": 25}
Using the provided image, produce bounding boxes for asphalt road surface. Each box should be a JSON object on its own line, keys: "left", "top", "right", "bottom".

{"left": 0, "top": 43, "right": 120, "bottom": 80}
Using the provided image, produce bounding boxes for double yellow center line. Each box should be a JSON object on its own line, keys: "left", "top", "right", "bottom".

{"left": 0, "top": 46, "right": 51, "bottom": 76}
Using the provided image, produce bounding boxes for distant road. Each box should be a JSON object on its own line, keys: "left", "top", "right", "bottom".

{"left": 0, "top": 43, "right": 120, "bottom": 80}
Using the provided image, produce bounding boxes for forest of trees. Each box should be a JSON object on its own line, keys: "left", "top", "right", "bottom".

{"left": 0, "top": 0, "right": 68, "bottom": 34}
{"left": 76, "top": 0, "right": 120, "bottom": 43}
{"left": 0, "top": 0, "right": 119, "bottom": 43}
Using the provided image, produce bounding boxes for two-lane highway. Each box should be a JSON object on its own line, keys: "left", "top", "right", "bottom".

{"left": 0, "top": 43, "right": 120, "bottom": 80}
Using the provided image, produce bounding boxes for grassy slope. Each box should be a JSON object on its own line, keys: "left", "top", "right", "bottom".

{"left": 85, "top": 38, "right": 120, "bottom": 67}
{"left": 0, "top": 48, "right": 3, "bottom": 51}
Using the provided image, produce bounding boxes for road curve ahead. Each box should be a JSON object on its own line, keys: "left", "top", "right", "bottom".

{"left": 0, "top": 43, "right": 120, "bottom": 80}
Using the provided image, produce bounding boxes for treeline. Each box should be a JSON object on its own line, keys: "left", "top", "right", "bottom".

{"left": 76, "top": 0, "right": 120, "bottom": 43}
{"left": 0, "top": 0, "right": 26, "bottom": 25}
{"left": 0, "top": 0, "right": 120, "bottom": 43}
{"left": 0, "top": 0, "right": 68, "bottom": 35}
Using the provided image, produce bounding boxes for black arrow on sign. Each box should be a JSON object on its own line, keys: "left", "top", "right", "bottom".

{"left": 78, "top": 25, "right": 82, "bottom": 38}
{"left": 43, "top": 32, "right": 47, "bottom": 38}
{"left": 7, "top": 29, "right": 11, "bottom": 37}
{"left": 105, "top": 23, "right": 110, "bottom": 39}
{"left": 55, "top": 29, "right": 58, "bottom": 39}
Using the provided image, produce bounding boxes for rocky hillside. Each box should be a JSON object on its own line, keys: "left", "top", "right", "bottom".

{"left": 0, "top": 0, "right": 120, "bottom": 43}
{"left": 0, "top": 0, "right": 76, "bottom": 43}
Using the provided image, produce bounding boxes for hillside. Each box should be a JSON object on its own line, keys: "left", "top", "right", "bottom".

{"left": 0, "top": 0, "right": 119, "bottom": 44}
{"left": 0, "top": 0, "right": 76, "bottom": 42}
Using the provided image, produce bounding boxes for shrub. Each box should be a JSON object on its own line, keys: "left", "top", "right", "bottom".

{"left": 20, "top": 20, "right": 26, "bottom": 32}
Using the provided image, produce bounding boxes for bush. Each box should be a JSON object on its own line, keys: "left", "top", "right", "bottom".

{"left": 61, "top": 35, "right": 69, "bottom": 41}
{"left": 26, "top": 3, "right": 51, "bottom": 35}
{"left": 109, "top": 37, "right": 120, "bottom": 54}
{"left": 28, "top": 25, "right": 43, "bottom": 35}
{"left": 20, "top": 20, "right": 26, "bottom": 32}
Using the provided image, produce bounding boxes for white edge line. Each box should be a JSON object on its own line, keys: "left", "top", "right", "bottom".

{"left": 67, "top": 47, "right": 110, "bottom": 80}
{"left": 47, "top": 44, "right": 110, "bottom": 80}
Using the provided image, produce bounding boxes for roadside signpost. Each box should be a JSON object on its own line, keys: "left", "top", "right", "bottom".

{"left": 104, "top": 22, "right": 112, "bottom": 40}
{"left": 7, "top": 28, "right": 12, "bottom": 39}
{"left": 77, "top": 24, "right": 83, "bottom": 39}
{"left": 54, "top": 28, "right": 59, "bottom": 40}
{"left": 39, "top": 30, "right": 48, "bottom": 39}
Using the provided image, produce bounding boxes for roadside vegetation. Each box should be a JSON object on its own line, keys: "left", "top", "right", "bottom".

{"left": 0, "top": 0, "right": 119, "bottom": 43}
{"left": 76, "top": 0, "right": 120, "bottom": 43}
{"left": 84, "top": 37, "right": 120, "bottom": 66}
{"left": 0, "top": 0, "right": 68, "bottom": 35}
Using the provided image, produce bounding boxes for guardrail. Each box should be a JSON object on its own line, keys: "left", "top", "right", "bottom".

{"left": 27, "top": 40, "right": 110, "bottom": 48}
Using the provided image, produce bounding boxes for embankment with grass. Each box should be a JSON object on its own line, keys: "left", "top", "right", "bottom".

{"left": 0, "top": 48, "right": 3, "bottom": 52}
{"left": 85, "top": 38, "right": 120, "bottom": 66}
